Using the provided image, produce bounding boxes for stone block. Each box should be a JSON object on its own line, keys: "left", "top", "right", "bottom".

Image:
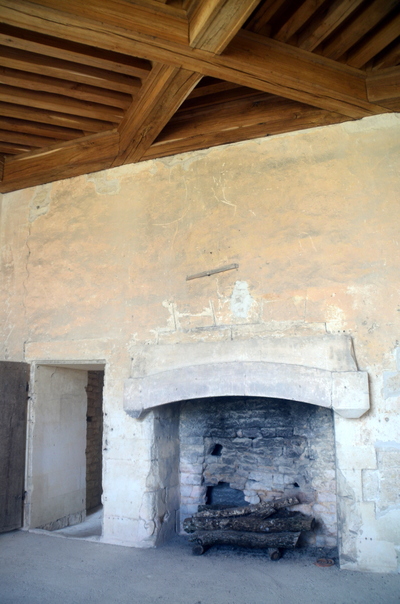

{"left": 332, "top": 371, "right": 370, "bottom": 418}
{"left": 180, "top": 485, "right": 193, "bottom": 498}
{"left": 336, "top": 444, "right": 377, "bottom": 470}
{"left": 383, "top": 371, "right": 400, "bottom": 399}
{"left": 180, "top": 473, "right": 202, "bottom": 486}
{"left": 376, "top": 448, "right": 400, "bottom": 468}
{"left": 356, "top": 539, "right": 398, "bottom": 573}
{"left": 362, "top": 469, "right": 379, "bottom": 502}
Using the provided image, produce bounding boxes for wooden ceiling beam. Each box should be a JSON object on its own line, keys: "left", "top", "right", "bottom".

{"left": 296, "top": 0, "right": 365, "bottom": 52}
{"left": 186, "top": 79, "right": 240, "bottom": 100}
{"left": 0, "top": 101, "right": 116, "bottom": 132}
{"left": 114, "top": 63, "right": 201, "bottom": 166}
{"left": 0, "top": 141, "right": 34, "bottom": 154}
{"left": 25, "top": 0, "right": 189, "bottom": 45}
{"left": 0, "top": 46, "right": 141, "bottom": 94}
{"left": 189, "top": 0, "right": 261, "bottom": 53}
{"left": 274, "top": 0, "right": 326, "bottom": 44}
{"left": 0, "top": 116, "right": 84, "bottom": 140}
{"left": 245, "top": 0, "right": 287, "bottom": 35}
{"left": 0, "top": 130, "right": 119, "bottom": 192}
{"left": 0, "top": 68, "right": 133, "bottom": 109}
{"left": 366, "top": 66, "right": 400, "bottom": 103}
{"left": 0, "top": 25, "right": 152, "bottom": 79}
{"left": 146, "top": 97, "right": 349, "bottom": 160}
{"left": 346, "top": 13, "right": 400, "bottom": 68}
{"left": 0, "top": 1, "right": 386, "bottom": 119}
{"left": 0, "top": 84, "right": 124, "bottom": 122}
{"left": 220, "top": 31, "right": 384, "bottom": 119}
{"left": 0, "top": 128, "right": 61, "bottom": 148}
{"left": 322, "top": 0, "right": 400, "bottom": 61}
{"left": 372, "top": 40, "right": 400, "bottom": 71}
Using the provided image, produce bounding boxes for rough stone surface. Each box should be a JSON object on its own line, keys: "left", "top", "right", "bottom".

{"left": 86, "top": 371, "right": 104, "bottom": 511}
{"left": 1, "top": 114, "right": 400, "bottom": 572}
{"left": 179, "top": 397, "right": 337, "bottom": 547}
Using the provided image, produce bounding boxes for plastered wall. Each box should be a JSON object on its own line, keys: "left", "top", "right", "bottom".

{"left": 1, "top": 113, "right": 399, "bottom": 572}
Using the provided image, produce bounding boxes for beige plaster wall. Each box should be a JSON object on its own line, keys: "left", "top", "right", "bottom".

{"left": 1, "top": 113, "right": 399, "bottom": 571}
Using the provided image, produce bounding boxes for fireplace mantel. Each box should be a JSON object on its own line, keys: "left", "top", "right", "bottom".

{"left": 124, "top": 335, "right": 369, "bottom": 419}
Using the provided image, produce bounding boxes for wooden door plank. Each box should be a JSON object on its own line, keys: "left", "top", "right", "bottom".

{"left": 0, "top": 24, "right": 152, "bottom": 79}
{"left": 346, "top": 13, "right": 400, "bottom": 68}
{"left": 189, "top": 0, "right": 261, "bottom": 53}
{"left": 0, "top": 68, "right": 133, "bottom": 109}
{"left": 322, "top": 0, "right": 400, "bottom": 61}
{"left": 0, "top": 130, "right": 119, "bottom": 192}
{"left": 0, "top": 362, "right": 29, "bottom": 533}
{"left": 367, "top": 66, "right": 400, "bottom": 102}
{"left": 0, "top": 47, "right": 141, "bottom": 94}
{"left": 114, "top": 64, "right": 201, "bottom": 165}
{"left": 0, "top": 84, "right": 124, "bottom": 122}
{"left": 297, "top": 0, "right": 365, "bottom": 52}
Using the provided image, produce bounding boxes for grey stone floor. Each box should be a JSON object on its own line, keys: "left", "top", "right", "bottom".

{"left": 1, "top": 530, "right": 399, "bottom": 604}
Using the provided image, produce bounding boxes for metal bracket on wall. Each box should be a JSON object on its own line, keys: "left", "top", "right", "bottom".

{"left": 186, "top": 263, "right": 239, "bottom": 281}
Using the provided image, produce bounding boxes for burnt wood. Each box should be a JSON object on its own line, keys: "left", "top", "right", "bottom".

{"left": 189, "top": 530, "right": 301, "bottom": 554}
{"left": 184, "top": 510, "right": 314, "bottom": 534}
{"left": 0, "top": 361, "right": 30, "bottom": 533}
{"left": 195, "top": 496, "right": 300, "bottom": 519}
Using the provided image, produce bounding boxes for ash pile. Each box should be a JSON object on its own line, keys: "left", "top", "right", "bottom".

{"left": 183, "top": 496, "right": 314, "bottom": 559}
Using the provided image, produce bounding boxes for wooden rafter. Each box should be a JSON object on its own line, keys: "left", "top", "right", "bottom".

{"left": 296, "top": 0, "right": 365, "bottom": 52}
{"left": 189, "top": 0, "right": 260, "bottom": 53}
{"left": 0, "top": 130, "right": 119, "bottom": 191}
{"left": 322, "top": 0, "right": 400, "bottom": 61}
{"left": 346, "top": 12, "right": 400, "bottom": 69}
{"left": 0, "top": 0, "right": 387, "bottom": 118}
{"left": 114, "top": 63, "right": 201, "bottom": 166}
{"left": 0, "top": 0, "right": 398, "bottom": 193}
{"left": 367, "top": 66, "right": 400, "bottom": 103}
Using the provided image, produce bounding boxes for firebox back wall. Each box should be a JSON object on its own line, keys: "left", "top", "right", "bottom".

{"left": 179, "top": 397, "right": 337, "bottom": 547}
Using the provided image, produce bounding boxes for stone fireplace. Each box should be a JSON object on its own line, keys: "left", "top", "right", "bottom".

{"left": 123, "top": 334, "right": 369, "bottom": 559}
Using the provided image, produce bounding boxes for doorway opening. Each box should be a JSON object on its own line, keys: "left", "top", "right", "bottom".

{"left": 26, "top": 363, "right": 104, "bottom": 540}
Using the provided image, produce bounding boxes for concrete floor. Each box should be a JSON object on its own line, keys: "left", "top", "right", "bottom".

{"left": 1, "top": 530, "right": 399, "bottom": 604}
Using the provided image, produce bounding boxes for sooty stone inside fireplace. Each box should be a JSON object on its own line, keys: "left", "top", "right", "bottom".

{"left": 179, "top": 397, "right": 337, "bottom": 548}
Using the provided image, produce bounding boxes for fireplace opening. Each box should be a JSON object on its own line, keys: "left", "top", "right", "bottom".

{"left": 178, "top": 396, "right": 337, "bottom": 549}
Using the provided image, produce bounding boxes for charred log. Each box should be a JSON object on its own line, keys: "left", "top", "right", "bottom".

{"left": 189, "top": 530, "right": 301, "bottom": 552}
{"left": 195, "top": 497, "right": 300, "bottom": 519}
{"left": 184, "top": 511, "right": 314, "bottom": 534}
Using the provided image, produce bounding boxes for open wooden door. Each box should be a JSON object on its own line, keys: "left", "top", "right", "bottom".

{"left": 0, "top": 361, "right": 30, "bottom": 532}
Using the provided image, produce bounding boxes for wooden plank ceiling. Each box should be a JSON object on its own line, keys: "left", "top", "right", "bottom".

{"left": 0, "top": 0, "right": 398, "bottom": 192}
